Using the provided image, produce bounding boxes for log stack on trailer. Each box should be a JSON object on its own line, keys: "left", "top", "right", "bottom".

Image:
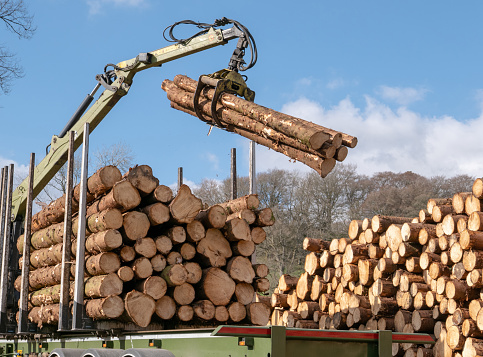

{"left": 269, "top": 177, "right": 483, "bottom": 357}
{"left": 15, "top": 164, "right": 273, "bottom": 329}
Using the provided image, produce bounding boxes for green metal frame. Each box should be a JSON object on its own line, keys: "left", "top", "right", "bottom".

{"left": 0, "top": 325, "right": 434, "bottom": 357}
{"left": 11, "top": 27, "right": 227, "bottom": 221}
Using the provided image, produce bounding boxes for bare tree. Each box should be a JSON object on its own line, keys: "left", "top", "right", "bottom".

{"left": 93, "top": 141, "right": 134, "bottom": 173}
{"left": 0, "top": 0, "right": 35, "bottom": 94}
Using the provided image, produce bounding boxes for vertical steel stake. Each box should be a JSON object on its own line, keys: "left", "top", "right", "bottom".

{"left": 249, "top": 141, "right": 256, "bottom": 195}
{"left": 231, "top": 148, "right": 237, "bottom": 200}
{"left": 73, "top": 123, "right": 89, "bottom": 330}
{"left": 0, "top": 167, "right": 7, "bottom": 278}
{"left": 59, "top": 131, "right": 75, "bottom": 331}
{"left": 18, "top": 154, "right": 35, "bottom": 333}
{"left": 178, "top": 167, "right": 183, "bottom": 191}
{"left": 0, "top": 164, "right": 14, "bottom": 331}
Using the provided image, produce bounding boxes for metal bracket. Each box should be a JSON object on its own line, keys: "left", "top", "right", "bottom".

{"left": 193, "top": 69, "right": 255, "bottom": 128}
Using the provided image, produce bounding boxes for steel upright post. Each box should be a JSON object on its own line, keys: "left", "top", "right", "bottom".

{"left": 178, "top": 167, "right": 183, "bottom": 191}
{"left": 0, "top": 164, "right": 14, "bottom": 331}
{"left": 231, "top": 148, "right": 237, "bottom": 200}
{"left": 59, "top": 131, "right": 75, "bottom": 331}
{"left": 249, "top": 141, "right": 256, "bottom": 194}
{"left": 73, "top": 123, "right": 89, "bottom": 330}
{"left": 18, "top": 154, "right": 35, "bottom": 333}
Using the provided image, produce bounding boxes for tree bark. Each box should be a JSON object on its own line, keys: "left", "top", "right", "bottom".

{"left": 84, "top": 273, "right": 123, "bottom": 298}
{"left": 85, "top": 252, "right": 121, "bottom": 276}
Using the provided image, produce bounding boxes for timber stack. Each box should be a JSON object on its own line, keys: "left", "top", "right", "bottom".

{"left": 16, "top": 164, "right": 273, "bottom": 329}
{"left": 269, "top": 177, "right": 483, "bottom": 357}
{"left": 161, "top": 75, "right": 357, "bottom": 178}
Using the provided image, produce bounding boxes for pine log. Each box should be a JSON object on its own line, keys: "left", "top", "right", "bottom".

{"left": 135, "top": 276, "right": 167, "bottom": 300}
{"left": 214, "top": 305, "right": 229, "bottom": 323}
{"left": 448, "top": 325, "right": 465, "bottom": 351}
{"left": 117, "top": 266, "right": 134, "bottom": 282}
{"left": 133, "top": 237, "right": 157, "bottom": 259}
{"left": 320, "top": 250, "right": 335, "bottom": 267}
{"left": 254, "top": 208, "right": 275, "bottom": 227}
{"left": 185, "top": 220, "right": 206, "bottom": 243}
{"left": 412, "top": 310, "right": 435, "bottom": 332}
{"left": 141, "top": 202, "right": 170, "bottom": 226}
{"left": 463, "top": 319, "right": 483, "bottom": 338}
{"left": 28, "top": 304, "right": 59, "bottom": 327}
{"left": 419, "top": 209, "right": 434, "bottom": 224}
{"left": 172, "top": 283, "right": 195, "bottom": 305}
{"left": 216, "top": 194, "right": 260, "bottom": 215}
{"left": 29, "top": 283, "right": 73, "bottom": 306}
{"left": 349, "top": 220, "right": 363, "bottom": 239}
{"left": 169, "top": 184, "right": 203, "bottom": 224}
{"left": 254, "top": 278, "right": 270, "bottom": 292}
{"left": 228, "top": 302, "right": 247, "bottom": 322}
{"left": 119, "top": 246, "right": 136, "bottom": 262}
{"left": 272, "top": 292, "right": 289, "bottom": 308}
{"left": 443, "top": 214, "right": 468, "bottom": 235}
{"left": 86, "top": 208, "right": 123, "bottom": 234}
{"left": 235, "top": 282, "right": 255, "bottom": 305}
{"left": 223, "top": 218, "right": 251, "bottom": 241}
{"left": 131, "top": 257, "right": 153, "bottom": 279}
{"left": 161, "top": 264, "right": 187, "bottom": 286}
{"left": 143, "top": 184, "right": 173, "bottom": 205}
{"left": 373, "top": 279, "right": 398, "bottom": 297}
{"left": 463, "top": 250, "right": 483, "bottom": 271}
{"left": 420, "top": 251, "right": 441, "bottom": 270}
{"left": 343, "top": 244, "right": 368, "bottom": 265}
{"left": 372, "top": 215, "right": 414, "bottom": 234}
{"left": 395, "top": 310, "right": 412, "bottom": 332}
{"left": 84, "top": 273, "right": 123, "bottom": 298}
{"left": 278, "top": 274, "right": 298, "bottom": 292}
{"left": 227, "top": 209, "right": 257, "bottom": 225}
{"left": 27, "top": 264, "right": 64, "bottom": 289}
{"left": 87, "top": 180, "right": 141, "bottom": 215}
{"left": 184, "top": 261, "right": 202, "bottom": 284}
{"left": 198, "top": 267, "right": 235, "bottom": 305}
{"left": 305, "top": 252, "right": 323, "bottom": 275}
{"left": 402, "top": 223, "right": 435, "bottom": 243}
{"left": 253, "top": 264, "right": 269, "bottom": 278}
{"left": 246, "top": 302, "right": 270, "bottom": 326}
{"left": 460, "top": 230, "right": 483, "bottom": 250}
{"left": 470, "top": 300, "right": 483, "bottom": 321}
{"left": 123, "top": 165, "right": 159, "bottom": 196}
{"left": 193, "top": 300, "right": 215, "bottom": 321}
{"left": 121, "top": 211, "right": 150, "bottom": 241}
{"left": 468, "top": 212, "right": 483, "bottom": 232}
{"left": 466, "top": 195, "right": 483, "bottom": 216}
{"left": 196, "top": 228, "right": 232, "bottom": 267}
{"left": 296, "top": 272, "right": 314, "bottom": 300}
{"left": 432, "top": 205, "right": 454, "bottom": 223}
{"left": 195, "top": 205, "right": 227, "bottom": 229}
{"left": 226, "top": 256, "right": 256, "bottom": 284}
{"left": 155, "top": 295, "right": 176, "bottom": 320}
{"left": 85, "top": 252, "right": 121, "bottom": 275}
{"left": 18, "top": 222, "right": 63, "bottom": 252}
{"left": 231, "top": 240, "right": 255, "bottom": 257}
{"left": 372, "top": 296, "right": 399, "bottom": 316}
{"left": 454, "top": 192, "right": 473, "bottom": 214}
{"left": 303, "top": 237, "right": 330, "bottom": 252}
{"left": 177, "top": 305, "right": 194, "bottom": 322}
{"left": 30, "top": 243, "right": 63, "bottom": 269}
{"left": 85, "top": 229, "right": 122, "bottom": 254}
{"left": 85, "top": 295, "right": 124, "bottom": 319}
{"left": 427, "top": 198, "right": 452, "bottom": 214}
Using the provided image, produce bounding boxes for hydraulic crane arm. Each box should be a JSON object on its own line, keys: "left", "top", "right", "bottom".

{"left": 11, "top": 22, "right": 253, "bottom": 221}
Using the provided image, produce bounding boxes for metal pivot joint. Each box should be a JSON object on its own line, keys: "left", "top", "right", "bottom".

{"left": 193, "top": 69, "right": 255, "bottom": 128}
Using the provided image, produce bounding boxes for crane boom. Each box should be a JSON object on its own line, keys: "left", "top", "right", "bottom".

{"left": 10, "top": 26, "right": 240, "bottom": 220}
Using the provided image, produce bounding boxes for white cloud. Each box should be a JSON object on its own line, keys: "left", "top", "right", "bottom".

{"left": 326, "top": 78, "right": 345, "bottom": 90}
{"left": 378, "top": 85, "right": 429, "bottom": 106}
{"left": 86, "top": 0, "right": 147, "bottom": 15}
{"left": 168, "top": 178, "right": 199, "bottom": 193}
{"left": 205, "top": 152, "right": 220, "bottom": 171}
{"left": 253, "top": 95, "right": 483, "bottom": 178}
{"left": 0, "top": 156, "right": 29, "bottom": 189}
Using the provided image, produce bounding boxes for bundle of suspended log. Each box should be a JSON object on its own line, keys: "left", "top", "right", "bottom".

{"left": 268, "top": 176, "right": 483, "bottom": 357}
{"left": 15, "top": 164, "right": 274, "bottom": 329}
{"left": 160, "top": 75, "right": 357, "bottom": 178}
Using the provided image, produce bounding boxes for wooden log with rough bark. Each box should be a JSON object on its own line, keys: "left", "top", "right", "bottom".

{"left": 141, "top": 202, "right": 170, "bottom": 226}
{"left": 195, "top": 205, "right": 227, "bottom": 229}
{"left": 123, "top": 290, "right": 155, "bottom": 327}
{"left": 87, "top": 180, "right": 141, "bottom": 215}
{"left": 123, "top": 165, "right": 159, "bottom": 197}
{"left": 86, "top": 295, "right": 124, "bottom": 320}
{"left": 169, "top": 184, "right": 203, "bottom": 224}
{"left": 303, "top": 237, "right": 330, "bottom": 252}
{"left": 85, "top": 252, "right": 121, "bottom": 276}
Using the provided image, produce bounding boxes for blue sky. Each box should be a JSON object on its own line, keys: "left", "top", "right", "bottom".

{"left": 2, "top": 1, "right": 483, "bottom": 194}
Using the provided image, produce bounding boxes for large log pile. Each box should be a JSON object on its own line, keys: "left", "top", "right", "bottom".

{"left": 16, "top": 164, "right": 273, "bottom": 329}
{"left": 270, "top": 178, "right": 483, "bottom": 357}
{"left": 161, "top": 75, "right": 357, "bottom": 178}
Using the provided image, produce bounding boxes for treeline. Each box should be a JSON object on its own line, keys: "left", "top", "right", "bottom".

{"left": 193, "top": 164, "right": 474, "bottom": 285}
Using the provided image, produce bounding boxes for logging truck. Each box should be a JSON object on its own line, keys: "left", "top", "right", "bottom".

{"left": 0, "top": 18, "right": 431, "bottom": 357}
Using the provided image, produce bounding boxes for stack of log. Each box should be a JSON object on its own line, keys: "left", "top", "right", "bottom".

{"left": 161, "top": 75, "right": 357, "bottom": 178}
{"left": 15, "top": 164, "right": 274, "bottom": 329}
{"left": 269, "top": 177, "right": 483, "bottom": 357}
